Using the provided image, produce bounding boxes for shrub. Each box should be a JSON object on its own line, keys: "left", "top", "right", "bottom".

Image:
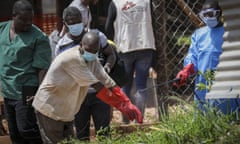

{"left": 60, "top": 100, "right": 240, "bottom": 144}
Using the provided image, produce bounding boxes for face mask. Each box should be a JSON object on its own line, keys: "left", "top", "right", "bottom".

{"left": 67, "top": 23, "right": 84, "bottom": 36}
{"left": 202, "top": 17, "right": 219, "bottom": 28}
{"left": 82, "top": 50, "right": 98, "bottom": 62}
{"left": 199, "top": 8, "right": 220, "bottom": 28}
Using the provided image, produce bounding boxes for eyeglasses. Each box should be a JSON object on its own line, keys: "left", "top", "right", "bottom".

{"left": 199, "top": 8, "right": 220, "bottom": 18}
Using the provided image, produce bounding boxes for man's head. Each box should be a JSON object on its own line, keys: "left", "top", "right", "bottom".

{"left": 199, "top": 0, "right": 222, "bottom": 28}
{"left": 12, "top": 0, "right": 33, "bottom": 32}
{"left": 81, "top": 31, "right": 100, "bottom": 62}
{"left": 63, "top": 7, "right": 84, "bottom": 37}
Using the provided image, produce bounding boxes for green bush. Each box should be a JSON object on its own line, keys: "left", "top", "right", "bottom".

{"left": 60, "top": 100, "right": 240, "bottom": 144}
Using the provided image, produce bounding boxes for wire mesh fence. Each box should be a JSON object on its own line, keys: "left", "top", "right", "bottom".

{"left": 4, "top": 0, "right": 207, "bottom": 118}
{"left": 30, "top": 0, "right": 206, "bottom": 102}
{"left": 151, "top": 0, "right": 205, "bottom": 106}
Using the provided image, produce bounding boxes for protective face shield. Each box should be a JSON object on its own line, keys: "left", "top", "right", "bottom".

{"left": 67, "top": 23, "right": 84, "bottom": 36}
{"left": 82, "top": 50, "right": 98, "bottom": 61}
{"left": 199, "top": 8, "right": 220, "bottom": 28}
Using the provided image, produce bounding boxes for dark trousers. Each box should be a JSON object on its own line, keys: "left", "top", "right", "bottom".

{"left": 4, "top": 98, "right": 42, "bottom": 144}
{"left": 35, "top": 111, "right": 74, "bottom": 144}
{"left": 74, "top": 89, "right": 110, "bottom": 141}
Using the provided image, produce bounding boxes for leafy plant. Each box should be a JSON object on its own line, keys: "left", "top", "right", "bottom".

{"left": 60, "top": 99, "right": 240, "bottom": 144}
{"left": 196, "top": 69, "right": 215, "bottom": 91}
{"left": 176, "top": 36, "right": 191, "bottom": 46}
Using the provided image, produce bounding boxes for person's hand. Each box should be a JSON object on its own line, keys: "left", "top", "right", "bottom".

{"left": 111, "top": 86, "right": 142, "bottom": 123}
{"left": 103, "top": 64, "right": 111, "bottom": 73}
{"left": 96, "top": 86, "right": 143, "bottom": 123}
{"left": 173, "top": 64, "right": 195, "bottom": 88}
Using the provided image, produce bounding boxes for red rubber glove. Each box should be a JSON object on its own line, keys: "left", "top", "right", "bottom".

{"left": 173, "top": 63, "right": 195, "bottom": 88}
{"left": 96, "top": 86, "right": 143, "bottom": 123}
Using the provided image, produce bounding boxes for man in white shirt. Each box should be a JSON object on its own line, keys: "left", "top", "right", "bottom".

{"left": 32, "top": 31, "right": 142, "bottom": 144}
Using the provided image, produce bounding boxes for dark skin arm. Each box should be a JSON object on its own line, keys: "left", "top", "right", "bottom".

{"left": 102, "top": 44, "right": 117, "bottom": 73}
{"left": 91, "top": 82, "right": 104, "bottom": 92}
{"left": 38, "top": 69, "right": 47, "bottom": 84}
{"left": 26, "top": 69, "right": 47, "bottom": 105}
{"left": 105, "top": 2, "right": 116, "bottom": 40}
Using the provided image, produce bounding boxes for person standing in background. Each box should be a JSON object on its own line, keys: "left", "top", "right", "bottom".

{"left": 50, "top": 0, "right": 93, "bottom": 50}
{"left": 48, "top": 20, "right": 64, "bottom": 59}
{"left": 69, "top": 0, "right": 93, "bottom": 29}
{"left": 105, "top": 0, "right": 156, "bottom": 124}
{"left": 48, "top": 0, "right": 72, "bottom": 59}
{"left": 90, "top": 0, "right": 112, "bottom": 33}
{"left": 0, "top": 0, "right": 51, "bottom": 143}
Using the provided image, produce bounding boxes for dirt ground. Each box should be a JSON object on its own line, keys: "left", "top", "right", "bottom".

{"left": 1, "top": 93, "right": 159, "bottom": 141}
{"left": 0, "top": 107, "right": 158, "bottom": 143}
{"left": 111, "top": 107, "right": 158, "bottom": 124}
{"left": 88, "top": 107, "right": 158, "bottom": 141}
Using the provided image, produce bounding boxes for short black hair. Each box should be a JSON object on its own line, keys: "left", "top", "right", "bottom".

{"left": 62, "top": 6, "right": 82, "bottom": 22}
{"left": 12, "top": 0, "right": 33, "bottom": 16}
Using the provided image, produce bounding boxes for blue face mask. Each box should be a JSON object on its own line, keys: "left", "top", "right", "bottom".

{"left": 67, "top": 23, "right": 84, "bottom": 36}
{"left": 199, "top": 8, "right": 220, "bottom": 28}
{"left": 202, "top": 17, "right": 219, "bottom": 28}
{"left": 82, "top": 50, "right": 98, "bottom": 62}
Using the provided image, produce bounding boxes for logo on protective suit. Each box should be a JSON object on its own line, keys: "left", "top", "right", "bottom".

{"left": 122, "top": 1, "right": 136, "bottom": 11}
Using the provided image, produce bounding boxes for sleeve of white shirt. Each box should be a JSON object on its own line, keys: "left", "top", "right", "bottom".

{"left": 60, "top": 47, "right": 115, "bottom": 88}
{"left": 88, "top": 59, "right": 116, "bottom": 88}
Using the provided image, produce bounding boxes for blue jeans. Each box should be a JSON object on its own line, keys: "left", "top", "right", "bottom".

{"left": 120, "top": 49, "right": 154, "bottom": 122}
{"left": 74, "top": 89, "right": 110, "bottom": 141}
{"left": 4, "top": 98, "right": 42, "bottom": 144}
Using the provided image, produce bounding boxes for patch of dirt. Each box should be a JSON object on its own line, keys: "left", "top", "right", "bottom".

{"left": 111, "top": 107, "right": 159, "bottom": 124}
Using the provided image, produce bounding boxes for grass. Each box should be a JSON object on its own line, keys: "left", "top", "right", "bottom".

{"left": 60, "top": 97, "right": 240, "bottom": 144}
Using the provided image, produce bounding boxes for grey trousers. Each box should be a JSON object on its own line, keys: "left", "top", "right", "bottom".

{"left": 35, "top": 111, "right": 74, "bottom": 144}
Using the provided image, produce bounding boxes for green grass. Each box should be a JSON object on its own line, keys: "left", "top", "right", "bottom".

{"left": 60, "top": 98, "right": 240, "bottom": 144}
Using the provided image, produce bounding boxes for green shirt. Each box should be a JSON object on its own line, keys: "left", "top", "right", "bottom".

{"left": 0, "top": 21, "right": 51, "bottom": 100}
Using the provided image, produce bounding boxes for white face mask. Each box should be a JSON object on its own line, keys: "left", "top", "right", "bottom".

{"left": 67, "top": 23, "right": 84, "bottom": 36}
{"left": 199, "top": 8, "right": 220, "bottom": 28}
